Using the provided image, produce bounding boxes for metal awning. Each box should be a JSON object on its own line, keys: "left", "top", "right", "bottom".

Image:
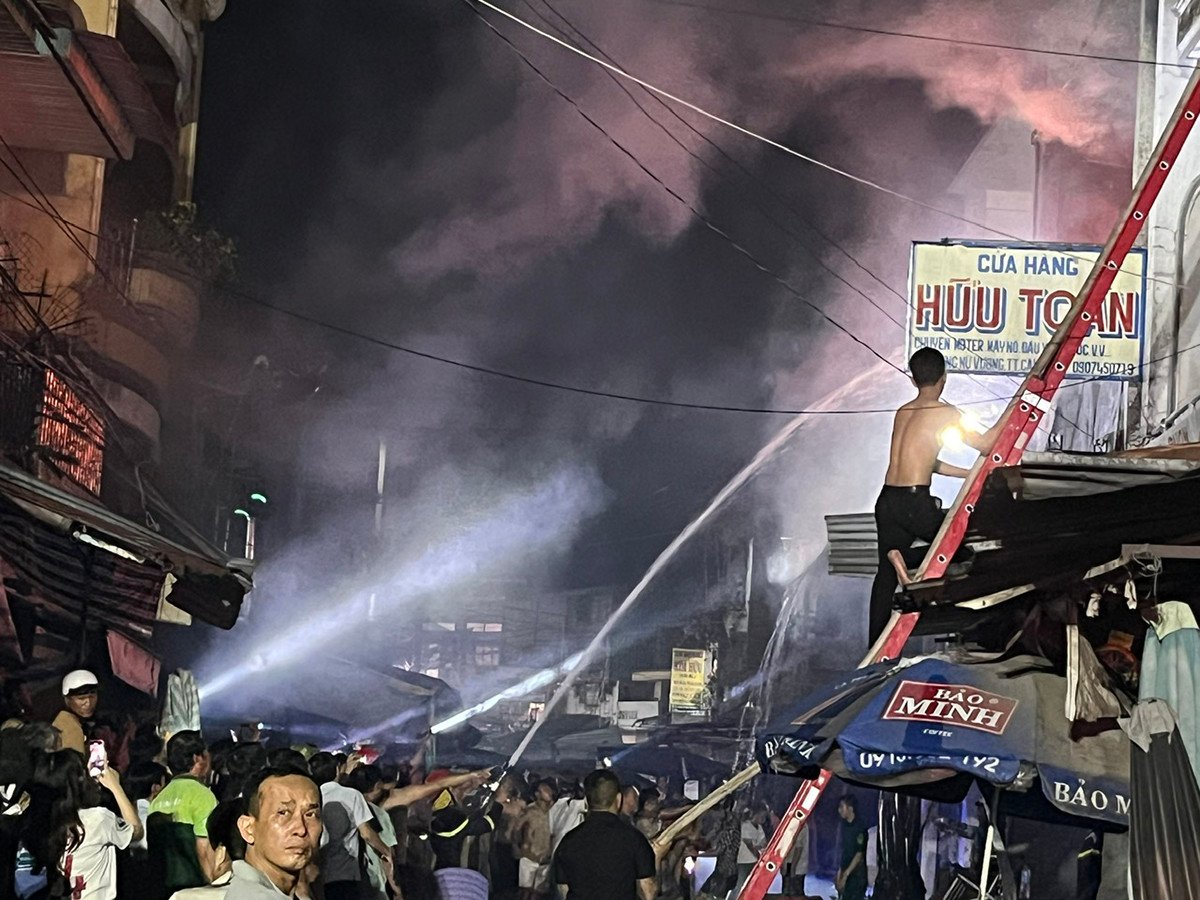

{"left": 0, "top": 460, "right": 248, "bottom": 667}
{"left": 908, "top": 454, "right": 1200, "bottom": 610}
{"left": 998, "top": 450, "right": 1200, "bottom": 500}
{"left": 826, "top": 449, "right": 1200, "bottom": 613}
{"left": 0, "top": 1, "right": 172, "bottom": 158}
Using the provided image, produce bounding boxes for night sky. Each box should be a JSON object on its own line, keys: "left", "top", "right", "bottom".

{"left": 180, "top": 0, "right": 1139, "bottom": 708}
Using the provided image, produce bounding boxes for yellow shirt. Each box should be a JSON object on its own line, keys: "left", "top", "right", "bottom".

{"left": 52, "top": 709, "right": 87, "bottom": 754}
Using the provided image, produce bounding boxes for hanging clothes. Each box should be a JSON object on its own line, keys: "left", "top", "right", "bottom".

{"left": 1139, "top": 602, "right": 1200, "bottom": 785}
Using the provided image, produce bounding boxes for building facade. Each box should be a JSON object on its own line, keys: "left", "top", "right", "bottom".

{"left": 1139, "top": 0, "right": 1200, "bottom": 443}
{"left": 0, "top": 0, "right": 246, "bottom": 680}
{"left": 1, "top": 0, "right": 226, "bottom": 483}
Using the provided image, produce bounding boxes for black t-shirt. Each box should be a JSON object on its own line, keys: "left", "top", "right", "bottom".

{"left": 552, "top": 811, "right": 656, "bottom": 900}
{"left": 839, "top": 817, "right": 869, "bottom": 886}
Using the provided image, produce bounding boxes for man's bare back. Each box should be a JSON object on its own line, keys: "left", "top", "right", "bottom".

{"left": 884, "top": 400, "right": 964, "bottom": 487}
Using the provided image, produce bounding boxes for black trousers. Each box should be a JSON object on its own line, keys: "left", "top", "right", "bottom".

{"left": 870, "top": 486, "right": 944, "bottom": 646}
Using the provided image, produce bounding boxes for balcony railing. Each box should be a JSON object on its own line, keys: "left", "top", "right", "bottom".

{"left": 94, "top": 219, "right": 136, "bottom": 303}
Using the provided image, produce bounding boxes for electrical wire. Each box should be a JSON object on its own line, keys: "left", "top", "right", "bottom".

{"left": 643, "top": 0, "right": 1192, "bottom": 70}
{"left": 463, "top": 0, "right": 1171, "bottom": 289}
{"left": 0, "top": 72, "right": 1191, "bottom": 426}
{"left": 466, "top": 0, "right": 904, "bottom": 375}
{"left": 9, "top": 157, "right": 1192, "bottom": 420}
{"left": 0, "top": 141, "right": 903, "bottom": 416}
{"left": 476, "top": 0, "right": 1095, "bottom": 432}
{"left": 0, "top": 136, "right": 131, "bottom": 302}
{"left": 526, "top": 0, "right": 906, "bottom": 328}
{"left": 0, "top": 185, "right": 102, "bottom": 237}
{"left": 0, "top": 170, "right": 227, "bottom": 543}
{"left": 527, "top": 0, "right": 1028, "bottom": 416}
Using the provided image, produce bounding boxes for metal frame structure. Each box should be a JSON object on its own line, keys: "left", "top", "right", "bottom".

{"left": 737, "top": 62, "right": 1200, "bottom": 900}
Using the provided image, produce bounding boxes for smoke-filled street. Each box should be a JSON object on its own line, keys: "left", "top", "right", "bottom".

{"left": 3, "top": 0, "right": 1200, "bottom": 898}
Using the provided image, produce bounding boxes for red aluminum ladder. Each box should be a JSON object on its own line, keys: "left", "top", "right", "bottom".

{"left": 737, "top": 63, "right": 1200, "bottom": 900}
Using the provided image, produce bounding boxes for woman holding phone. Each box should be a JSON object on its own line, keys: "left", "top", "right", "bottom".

{"left": 23, "top": 749, "right": 144, "bottom": 899}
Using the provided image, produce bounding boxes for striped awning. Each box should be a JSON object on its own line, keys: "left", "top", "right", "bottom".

{"left": 0, "top": 460, "right": 248, "bottom": 668}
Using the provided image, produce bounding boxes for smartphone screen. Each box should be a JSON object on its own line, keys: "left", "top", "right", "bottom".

{"left": 87, "top": 740, "right": 107, "bottom": 777}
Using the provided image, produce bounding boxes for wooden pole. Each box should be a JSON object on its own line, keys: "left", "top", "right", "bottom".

{"left": 653, "top": 761, "right": 760, "bottom": 851}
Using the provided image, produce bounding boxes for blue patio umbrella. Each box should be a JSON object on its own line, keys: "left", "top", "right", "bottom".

{"left": 757, "top": 653, "right": 1132, "bottom": 827}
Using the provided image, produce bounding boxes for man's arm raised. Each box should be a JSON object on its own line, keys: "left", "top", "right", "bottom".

{"left": 957, "top": 407, "right": 1003, "bottom": 452}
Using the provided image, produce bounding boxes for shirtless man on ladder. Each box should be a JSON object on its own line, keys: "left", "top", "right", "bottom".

{"left": 870, "top": 347, "right": 999, "bottom": 645}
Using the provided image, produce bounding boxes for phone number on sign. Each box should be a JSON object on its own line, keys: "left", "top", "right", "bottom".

{"left": 1070, "top": 361, "right": 1137, "bottom": 377}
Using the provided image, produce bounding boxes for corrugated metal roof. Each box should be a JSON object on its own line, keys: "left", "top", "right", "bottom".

{"left": 912, "top": 456, "right": 1200, "bottom": 609}
{"left": 827, "top": 451, "right": 1200, "bottom": 613}
{"left": 1000, "top": 450, "right": 1200, "bottom": 500}
{"left": 76, "top": 30, "right": 174, "bottom": 151}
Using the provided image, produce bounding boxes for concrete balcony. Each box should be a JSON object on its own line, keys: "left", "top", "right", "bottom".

{"left": 126, "top": 248, "right": 201, "bottom": 347}
{"left": 79, "top": 246, "right": 202, "bottom": 451}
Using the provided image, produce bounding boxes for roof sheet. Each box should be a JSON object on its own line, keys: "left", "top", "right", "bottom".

{"left": 826, "top": 452, "right": 1200, "bottom": 615}
{"left": 908, "top": 455, "right": 1200, "bottom": 609}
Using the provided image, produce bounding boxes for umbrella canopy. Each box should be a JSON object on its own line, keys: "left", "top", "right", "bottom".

{"left": 610, "top": 742, "right": 730, "bottom": 782}
{"left": 758, "top": 653, "right": 1131, "bottom": 827}
{"left": 208, "top": 657, "right": 459, "bottom": 743}
{"left": 551, "top": 725, "right": 634, "bottom": 761}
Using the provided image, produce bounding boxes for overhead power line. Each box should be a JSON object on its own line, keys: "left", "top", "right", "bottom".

{"left": 469, "top": 0, "right": 1097, "bottom": 428}
{"left": 525, "top": 0, "right": 905, "bottom": 328}
{"left": 464, "top": 0, "right": 1168, "bottom": 291}
{"left": 1, "top": 93, "right": 1192, "bottom": 426}
{"left": 464, "top": 0, "right": 904, "bottom": 374}
{"left": 526, "top": 0, "right": 1045, "bottom": 417}
{"left": 645, "top": 0, "right": 1192, "bottom": 69}
{"left": 8, "top": 162, "right": 1198, "bottom": 418}
{"left": 0, "top": 140, "right": 924, "bottom": 417}
{"left": 521, "top": 0, "right": 1039, "bottom": 420}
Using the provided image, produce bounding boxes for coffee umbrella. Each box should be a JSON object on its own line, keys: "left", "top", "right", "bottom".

{"left": 757, "top": 653, "right": 1131, "bottom": 827}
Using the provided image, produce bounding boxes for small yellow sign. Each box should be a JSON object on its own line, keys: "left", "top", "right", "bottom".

{"left": 669, "top": 648, "right": 710, "bottom": 714}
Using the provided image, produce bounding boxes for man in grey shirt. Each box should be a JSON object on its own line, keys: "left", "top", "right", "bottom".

{"left": 230, "top": 767, "right": 323, "bottom": 899}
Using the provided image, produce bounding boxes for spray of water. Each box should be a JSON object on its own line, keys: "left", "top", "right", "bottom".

{"left": 199, "top": 465, "right": 603, "bottom": 701}
{"left": 502, "top": 363, "right": 893, "bottom": 768}
{"left": 427, "top": 651, "right": 586, "bottom": 737}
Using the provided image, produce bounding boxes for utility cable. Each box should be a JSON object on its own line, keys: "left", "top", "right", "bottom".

{"left": 529, "top": 0, "right": 1027, "bottom": 416}
{"left": 463, "top": 0, "right": 1169, "bottom": 289}
{"left": 526, "top": 0, "right": 905, "bottom": 327}
{"left": 1, "top": 98, "right": 1189, "bottom": 428}
{"left": 0, "top": 135, "right": 132, "bottom": 302}
{"left": 0, "top": 138, "right": 902, "bottom": 415}
{"left": 480, "top": 0, "right": 1074, "bottom": 429}
{"left": 466, "top": 0, "right": 904, "bottom": 373}
{"left": 9, "top": 157, "right": 1185, "bottom": 420}
{"left": 643, "top": 0, "right": 1193, "bottom": 70}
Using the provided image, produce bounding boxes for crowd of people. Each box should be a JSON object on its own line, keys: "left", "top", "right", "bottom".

{"left": 0, "top": 669, "right": 837, "bottom": 899}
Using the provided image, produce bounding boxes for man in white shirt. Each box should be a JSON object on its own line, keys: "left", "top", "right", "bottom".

{"left": 309, "top": 753, "right": 392, "bottom": 900}
{"left": 734, "top": 806, "right": 767, "bottom": 897}
{"left": 548, "top": 790, "right": 587, "bottom": 856}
